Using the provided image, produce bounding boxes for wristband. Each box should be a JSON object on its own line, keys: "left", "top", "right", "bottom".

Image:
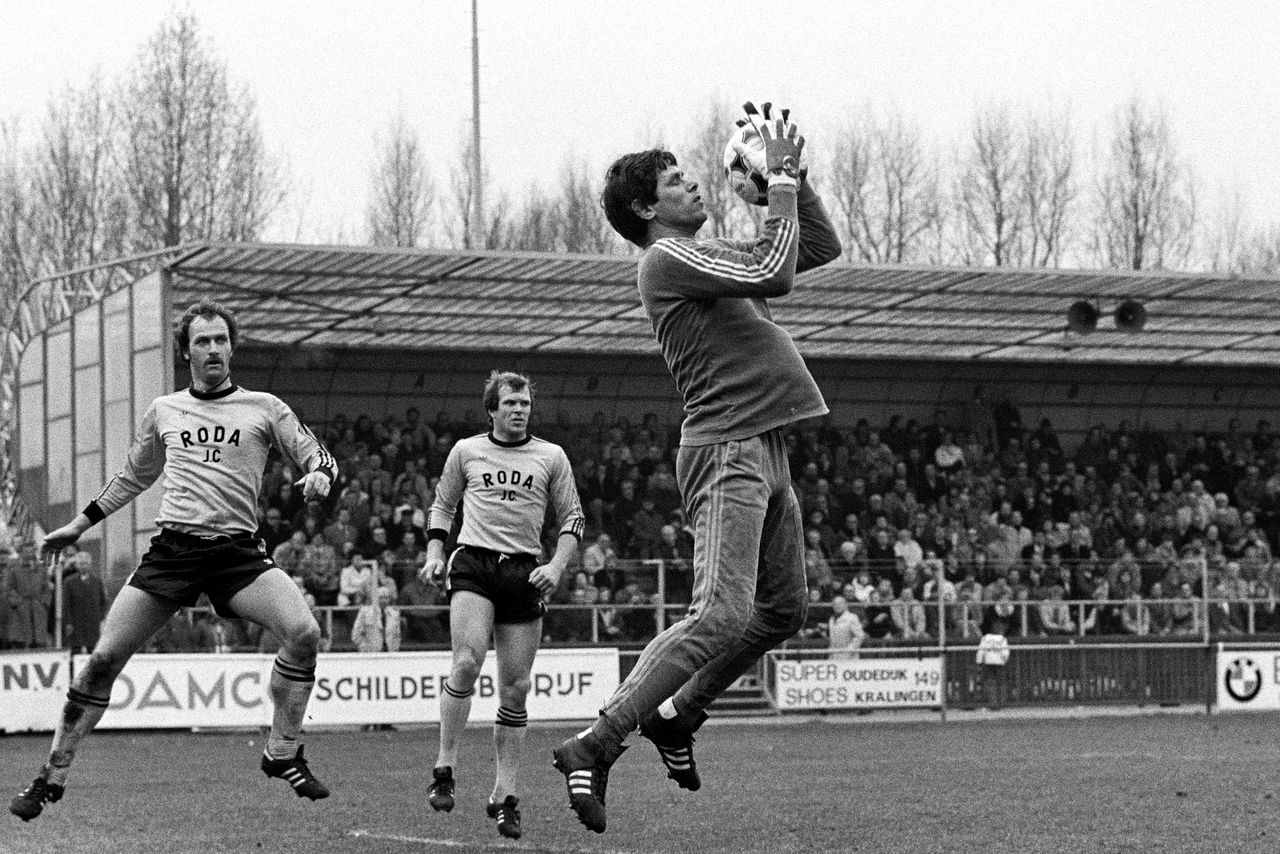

{"left": 82, "top": 501, "right": 106, "bottom": 525}
{"left": 767, "top": 174, "right": 798, "bottom": 190}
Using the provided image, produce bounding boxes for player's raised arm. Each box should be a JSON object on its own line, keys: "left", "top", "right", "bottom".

{"left": 795, "top": 180, "right": 843, "bottom": 272}
{"left": 268, "top": 398, "right": 337, "bottom": 501}
{"left": 45, "top": 402, "right": 168, "bottom": 555}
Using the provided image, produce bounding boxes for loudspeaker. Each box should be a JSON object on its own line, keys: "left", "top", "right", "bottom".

{"left": 1066, "top": 301, "right": 1099, "bottom": 333}
{"left": 1114, "top": 299, "right": 1147, "bottom": 332}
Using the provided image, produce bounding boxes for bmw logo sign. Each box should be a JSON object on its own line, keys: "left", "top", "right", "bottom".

{"left": 1225, "top": 657, "right": 1262, "bottom": 703}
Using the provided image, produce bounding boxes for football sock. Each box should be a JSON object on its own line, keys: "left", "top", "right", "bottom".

{"left": 491, "top": 706, "right": 528, "bottom": 801}
{"left": 45, "top": 687, "right": 110, "bottom": 787}
{"left": 267, "top": 655, "right": 315, "bottom": 760}
{"left": 594, "top": 658, "right": 693, "bottom": 749}
{"left": 435, "top": 680, "right": 474, "bottom": 769}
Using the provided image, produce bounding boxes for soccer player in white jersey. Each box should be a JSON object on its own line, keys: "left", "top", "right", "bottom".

{"left": 10, "top": 300, "right": 338, "bottom": 822}
{"left": 423, "top": 371, "right": 584, "bottom": 840}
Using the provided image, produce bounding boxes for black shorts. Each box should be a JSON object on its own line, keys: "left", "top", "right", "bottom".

{"left": 128, "top": 528, "right": 274, "bottom": 618}
{"left": 445, "top": 545, "right": 545, "bottom": 624}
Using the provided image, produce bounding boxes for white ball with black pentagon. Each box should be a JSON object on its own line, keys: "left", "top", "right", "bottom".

{"left": 722, "top": 123, "right": 769, "bottom": 206}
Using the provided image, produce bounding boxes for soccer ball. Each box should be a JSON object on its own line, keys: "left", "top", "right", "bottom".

{"left": 722, "top": 123, "right": 769, "bottom": 206}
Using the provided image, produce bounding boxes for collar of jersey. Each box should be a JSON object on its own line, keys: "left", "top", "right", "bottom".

{"left": 188, "top": 384, "right": 239, "bottom": 401}
{"left": 487, "top": 432, "right": 531, "bottom": 448}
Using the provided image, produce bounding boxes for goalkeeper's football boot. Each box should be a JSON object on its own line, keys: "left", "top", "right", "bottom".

{"left": 639, "top": 707, "right": 708, "bottom": 791}
{"left": 9, "top": 769, "right": 63, "bottom": 822}
{"left": 489, "top": 794, "right": 522, "bottom": 839}
{"left": 261, "top": 745, "right": 330, "bottom": 800}
{"left": 552, "top": 731, "right": 627, "bottom": 834}
{"left": 427, "top": 766, "right": 455, "bottom": 812}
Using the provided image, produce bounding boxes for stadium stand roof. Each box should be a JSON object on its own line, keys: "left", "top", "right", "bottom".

{"left": 162, "top": 242, "right": 1280, "bottom": 366}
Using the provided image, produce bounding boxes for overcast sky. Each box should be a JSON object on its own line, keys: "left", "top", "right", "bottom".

{"left": 3, "top": 0, "right": 1279, "bottom": 244}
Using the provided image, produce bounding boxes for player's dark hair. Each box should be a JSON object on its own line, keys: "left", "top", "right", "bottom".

{"left": 483, "top": 370, "right": 534, "bottom": 414}
{"left": 601, "top": 149, "right": 678, "bottom": 247}
{"left": 176, "top": 299, "right": 239, "bottom": 360}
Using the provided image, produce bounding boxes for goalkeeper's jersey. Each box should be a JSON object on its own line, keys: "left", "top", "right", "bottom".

{"left": 88, "top": 385, "right": 336, "bottom": 538}
{"left": 637, "top": 181, "right": 841, "bottom": 447}
{"left": 429, "top": 432, "right": 584, "bottom": 557}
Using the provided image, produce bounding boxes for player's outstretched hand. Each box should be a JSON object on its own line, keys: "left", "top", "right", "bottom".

{"left": 743, "top": 101, "right": 804, "bottom": 181}
{"left": 528, "top": 562, "right": 562, "bottom": 596}
{"left": 295, "top": 471, "right": 332, "bottom": 501}
{"left": 422, "top": 556, "right": 446, "bottom": 587}
{"left": 42, "top": 523, "right": 84, "bottom": 558}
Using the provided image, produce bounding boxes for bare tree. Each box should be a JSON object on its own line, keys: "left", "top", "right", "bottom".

{"left": 1232, "top": 225, "right": 1280, "bottom": 274}
{"left": 1200, "top": 188, "right": 1251, "bottom": 274}
{"left": 954, "top": 106, "right": 1024, "bottom": 266}
{"left": 28, "top": 75, "right": 129, "bottom": 276}
{"left": 557, "top": 157, "right": 616, "bottom": 254}
{"left": 1020, "top": 108, "right": 1077, "bottom": 267}
{"left": 677, "top": 98, "right": 752, "bottom": 240}
{"left": 117, "top": 11, "right": 283, "bottom": 248}
{"left": 497, "top": 184, "right": 558, "bottom": 251}
{"left": 445, "top": 130, "right": 504, "bottom": 249}
{"left": 827, "top": 111, "right": 942, "bottom": 263}
{"left": 0, "top": 121, "right": 34, "bottom": 307}
{"left": 366, "top": 111, "right": 433, "bottom": 248}
{"left": 1092, "top": 97, "right": 1197, "bottom": 270}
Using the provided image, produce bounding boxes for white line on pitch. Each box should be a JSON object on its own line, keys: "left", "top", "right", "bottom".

{"left": 347, "top": 828, "right": 642, "bottom": 854}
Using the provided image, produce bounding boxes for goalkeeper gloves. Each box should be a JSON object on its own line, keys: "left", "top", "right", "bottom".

{"left": 736, "top": 102, "right": 807, "bottom": 189}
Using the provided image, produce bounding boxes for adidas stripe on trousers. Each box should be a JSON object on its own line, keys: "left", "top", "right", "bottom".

{"left": 601, "top": 427, "right": 808, "bottom": 733}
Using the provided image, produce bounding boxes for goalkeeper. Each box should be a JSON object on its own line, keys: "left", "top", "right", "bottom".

{"left": 554, "top": 103, "right": 841, "bottom": 833}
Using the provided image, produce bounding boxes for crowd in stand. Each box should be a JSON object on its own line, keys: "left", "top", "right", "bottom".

{"left": 10, "top": 392, "right": 1280, "bottom": 653}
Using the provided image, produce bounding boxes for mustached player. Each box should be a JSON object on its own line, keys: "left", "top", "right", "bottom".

{"left": 553, "top": 103, "right": 842, "bottom": 833}
{"left": 10, "top": 299, "right": 337, "bottom": 822}
{"left": 424, "top": 371, "right": 584, "bottom": 840}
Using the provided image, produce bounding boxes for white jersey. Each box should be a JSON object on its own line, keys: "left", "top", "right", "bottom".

{"left": 89, "top": 385, "right": 336, "bottom": 537}
{"left": 429, "top": 432, "right": 584, "bottom": 556}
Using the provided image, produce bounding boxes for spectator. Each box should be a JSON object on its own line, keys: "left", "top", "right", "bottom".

{"left": 256, "top": 505, "right": 294, "bottom": 554}
{"left": 863, "top": 580, "right": 895, "bottom": 639}
{"left": 338, "top": 555, "right": 376, "bottom": 607}
{"left": 391, "top": 530, "right": 423, "bottom": 589}
{"left": 1120, "top": 590, "right": 1152, "bottom": 636}
{"left": 628, "top": 497, "right": 665, "bottom": 559}
{"left": 271, "top": 530, "right": 308, "bottom": 577}
{"left": 934, "top": 430, "right": 965, "bottom": 475}
{"left": 1080, "top": 579, "right": 1123, "bottom": 635}
{"left": 583, "top": 534, "right": 624, "bottom": 593}
{"left": 1169, "top": 582, "right": 1202, "bottom": 636}
{"left": 1037, "top": 585, "right": 1076, "bottom": 636}
{"left": 890, "top": 587, "right": 928, "bottom": 641}
{"left": 299, "top": 533, "right": 340, "bottom": 606}
{"left": 195, "top": 613, "right": 241, "bottom": 653}
{"left": 594, "top": 587, "right": 625, "bottom": 642}
{"left": 976, "top": 616, "right": 1011, "bottom": 710}
{"left": 351, "top": 587, "right": 402, "bottom": 652}
{"left": 324, "top": 507, "right": 359, "bottom": 552}
{"left": 60, "top": 552, "right": 107, "bottom": 654}
{"left": 893, "top": 528, "right": 924, "bottom": 572}
{"left": 1147, "top": 581, "right": 1173, "bottom": 635}
{"left": 398, "top": 570, "right": 448, "bottom": 646}
{"left": 3, "top": 543, "right": 52, "bottom": 649}
{"left": 147, "top": 612, "right": 200, "bottom": 652}
{"left": 357, "top": 523, "right": 392, "bottom": 560}
{"left": 804, "top": 529, "right": 835, "bottom": 595}
{"left": 827, "top": 595, "right": 864, "bottom": 660}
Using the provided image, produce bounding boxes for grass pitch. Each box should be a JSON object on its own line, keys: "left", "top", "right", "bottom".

{"left": 2, "top": 710, "right": 1278, "bottom": 853}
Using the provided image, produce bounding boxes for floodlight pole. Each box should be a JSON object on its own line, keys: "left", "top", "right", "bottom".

{"left": 470, "top": 0, "right": 484, "bottom": 249}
